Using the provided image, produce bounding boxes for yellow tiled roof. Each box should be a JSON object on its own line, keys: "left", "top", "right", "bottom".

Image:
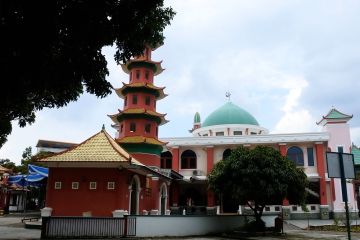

{"left": 38, "top": 130, "right": 144, "bottom": 165}
{"left": 117, "top": 136, "right": 166, "bottom": 146}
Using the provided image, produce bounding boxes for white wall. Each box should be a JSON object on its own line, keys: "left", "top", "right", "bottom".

{"left": 135, "top": 215, "right": 276, "bottom": 237}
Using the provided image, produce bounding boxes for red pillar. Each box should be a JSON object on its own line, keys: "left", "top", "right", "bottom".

{"left": 206, "top": 147, "right": 215, "bottom": 207}
{"left": 206, "top": 146, "right": 214, "bottom": 174}
{"left": 171, "top": 147, "right": 179, "bottom": 172}
{"left": 279, "top": 143, "right": 287, "bottom": 156}
{"left": 278, "top": 144, "right": 289, "bottom": 206}
{"left": 315, "top": 142, "right": 328, "bottom": 205}
{"left": 151, "top": 177, "right": 159, "bottom": 210}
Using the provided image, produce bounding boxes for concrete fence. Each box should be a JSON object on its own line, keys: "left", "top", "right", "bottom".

{"left": 136, "top": 215, "right": 253, "bottom": 237}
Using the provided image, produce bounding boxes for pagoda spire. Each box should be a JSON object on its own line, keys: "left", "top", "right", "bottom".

{"left": 108, "top": 46, "right": 168, "bottom": 167}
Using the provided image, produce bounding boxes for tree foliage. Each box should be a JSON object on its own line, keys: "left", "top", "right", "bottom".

{"left": 0, "top": 0, "right": 175, "bottom": 147}
{"left": 0, "top": 147, "right": 53, "bottom": 174}
{"left": 208, "top": 146, "right": 308, "bottom": 224}
{"left": 0, "top": 159, "right": 16, "bottom": 171}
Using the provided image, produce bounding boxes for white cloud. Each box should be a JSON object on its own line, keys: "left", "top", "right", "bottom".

{"left": 272, "top": 79, "right": 317, "bottom": 133}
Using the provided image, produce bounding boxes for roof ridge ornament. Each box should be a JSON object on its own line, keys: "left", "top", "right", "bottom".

{"left": 102, "top": 124, "right": 105, "bottom": 131}
{"left": 225, "top": 91, "right": 231, "bottom": 102}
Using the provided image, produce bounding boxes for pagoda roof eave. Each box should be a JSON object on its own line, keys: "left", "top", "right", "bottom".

{"left": 115, "top": 83, "right": 167, "bottom": 100}
{"left": 117, "top": 136, "right": 167, "bottom": 146}
{"left": 121, "top": 60, "right": 164, "bottom": 76}
{"left": 110, "top": 109, "right": 168, "bottom": 125}
{"left": 108, "top": 114, "right": 120, "bottom": 124}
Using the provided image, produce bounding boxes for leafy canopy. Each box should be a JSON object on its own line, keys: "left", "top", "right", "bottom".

{"left": 0, "top": 0, "right": 175, "bottom": 147}
{"left": 208, "top": 145, "right": 307, "bottom": 223}
{"left": 0, "top": 147, "right": 53, "bottom": 174}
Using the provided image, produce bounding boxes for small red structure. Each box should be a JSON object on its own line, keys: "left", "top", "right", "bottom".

{"left": 38, "top": 129, "right": 171, "bottom": 216}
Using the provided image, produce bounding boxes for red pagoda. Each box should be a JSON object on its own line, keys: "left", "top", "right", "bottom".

{"left": 109, "top": 46, "right": 168, "bottom": 167}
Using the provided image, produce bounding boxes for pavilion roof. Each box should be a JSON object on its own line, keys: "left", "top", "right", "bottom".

{"left": 38, "top": 129, "right": 144, "bottom": 165}
{"left": 317, "top": 108, "right": 353, "bottom": 125}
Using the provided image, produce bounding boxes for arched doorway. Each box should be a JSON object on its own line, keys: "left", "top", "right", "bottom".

{"left": 159, "top": 183, "right": 168, "bottom": 215}
{"left": 129, "top": 175, "right": 141, "bottom": 215}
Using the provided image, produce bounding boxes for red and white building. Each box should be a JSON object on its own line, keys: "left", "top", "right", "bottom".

{"left": 39, "top": 46, "right": 357, "bottom": 219}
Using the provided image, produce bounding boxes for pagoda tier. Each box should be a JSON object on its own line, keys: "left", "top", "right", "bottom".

{"left": 115, "top": 82, "right": 167, "bottom": 100}
{"left": 121, "top": 59, "right": 164, "bottom": 76}
{"left": 116, "top": 136, "right": 167, "bottom": 165}
{"left": 109, "top": 46, "right": 167, "bottom": 167}
{"left": 108, "top": 108, "right": 168, "bottom": 126}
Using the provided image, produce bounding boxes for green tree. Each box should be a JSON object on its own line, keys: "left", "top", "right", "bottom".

{"left": 14, "top": 147, "right": 53, "bottom": 174}
{"left": 208, "top": 146, "right": 307, "bottom": 227}
{"left": 13, "top": 146, "right": 33, "bottom": 174}
{"left": 0, "top": 0, "right": 175, "bottom": 147}
{"left": 0, "top": 159, "right": 16, "bottom": 171}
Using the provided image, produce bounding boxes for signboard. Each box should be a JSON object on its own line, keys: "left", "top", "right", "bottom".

{"left": 326, "top": 152, "right": 355, "bottom": 179}
{"left": 325, "top": 151, "right": 355, "bottom": 240}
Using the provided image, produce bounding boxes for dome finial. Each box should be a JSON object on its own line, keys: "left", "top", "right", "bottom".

{"left": 225, "top": 91, "right": 231, "bottom": 102}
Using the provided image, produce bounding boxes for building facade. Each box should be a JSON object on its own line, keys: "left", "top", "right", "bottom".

{"left": 160, "top": 103, "right": 357, "bottom": 218}
{"left": 38, "top": 46, "right": 357, "bottom": 219}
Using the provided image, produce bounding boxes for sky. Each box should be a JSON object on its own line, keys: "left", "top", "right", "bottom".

{"left": 1, "top": 0, "right": 360, "bottom": 164}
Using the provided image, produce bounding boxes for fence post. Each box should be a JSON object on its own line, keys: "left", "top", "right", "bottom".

{"left": 40, "top": 217, "right": 49, "bottom": 239}
{"left": 124, "top": 215, "right": 128, "bottom": 237}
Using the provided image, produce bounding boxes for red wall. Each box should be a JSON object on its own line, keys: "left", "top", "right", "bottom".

{"left": 46, "top": 167, "right": 162, "bottom": 217}
{"left": 124, "top": 93, "right": 156, "bottom": 111}
{"left": 118, "top": 119, "right": 158, "bottom": 139}
{"left": 131, "top": 153, "right": 160, "bottom": 167}
{"left": 130, "top": 67, "right": 154, "bottom": 84}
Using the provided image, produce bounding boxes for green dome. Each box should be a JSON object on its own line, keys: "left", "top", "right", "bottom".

{"left": 202, "top": 102, "right": 259, "bottom": 127}
{"left": 194, "top": 112, "right": 201, "bottom": 124}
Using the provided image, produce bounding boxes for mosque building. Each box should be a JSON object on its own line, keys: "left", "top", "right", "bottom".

{"left": 37, "top": 46, "right": 357, "bottom": 219}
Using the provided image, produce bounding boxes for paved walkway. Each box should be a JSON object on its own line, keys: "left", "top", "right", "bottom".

{"left": 0, "top": 216, "right": 40, "bottom": 239}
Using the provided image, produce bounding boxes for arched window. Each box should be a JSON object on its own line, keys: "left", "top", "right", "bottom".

{"left": 130, "top": 122, "right": 136, "bottom": 132}
{"left": 144, "top": 123, "right": 151, "bottom": 133}
{"left": 181, "top": 150, "right": 197, "bottom": 169}
{"left": 223, "top": 149, "right": 232, "bottom": 160}
{"left": 161, "top": 151, "right": 172, "bottom": 169}
{"left": 287, "top": 146, "right": 304, "bottom": 166}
